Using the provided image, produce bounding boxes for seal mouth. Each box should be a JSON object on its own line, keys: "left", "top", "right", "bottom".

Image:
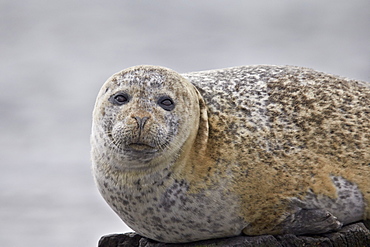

{"left": 127, "top": 143, "right": 158, "bottom": 153}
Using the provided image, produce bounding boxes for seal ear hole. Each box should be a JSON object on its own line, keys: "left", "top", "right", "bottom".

{"left": 158, "top": 96, "right": 175, "bottom": 111}
{"left": 109, "top": 92, "right": 130, "bottom": 105}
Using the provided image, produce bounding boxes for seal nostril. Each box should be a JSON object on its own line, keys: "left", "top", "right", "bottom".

{"left": 133, "top": 116, "right": 150, "bottom": 130}
{"left": 141, "top": 117, "right": 149, "bottom": 129}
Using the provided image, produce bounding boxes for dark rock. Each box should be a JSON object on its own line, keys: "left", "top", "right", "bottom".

{"left": 139, "top": 235, "right": 280, "bottom": 247}
{"left": 98, "top": 232, "right": 141, "bottom": 247}
{"left": 98, "top": 222, "right": 370, "bottom": 247}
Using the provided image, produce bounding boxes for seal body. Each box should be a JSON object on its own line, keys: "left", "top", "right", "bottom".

{"left": 91, "top": 65, "right": 370, "bottom": 243}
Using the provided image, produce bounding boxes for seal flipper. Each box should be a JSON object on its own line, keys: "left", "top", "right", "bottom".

{"left": 278, "top": 208, "right": 342, "bottom": 235}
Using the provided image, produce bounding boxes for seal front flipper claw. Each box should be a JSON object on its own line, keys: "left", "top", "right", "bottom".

{"left": 278, "top": 208, "right": 342, "bottom": 235}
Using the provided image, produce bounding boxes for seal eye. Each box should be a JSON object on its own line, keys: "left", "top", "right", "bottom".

{"left": 109, "top": 92, "right": 130, "bottom": 105}
{"left": 158, "top": 96, "right": 175, "bottom": 111}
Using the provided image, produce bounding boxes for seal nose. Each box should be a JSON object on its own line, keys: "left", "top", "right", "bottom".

{"left": 133, "top": 116, "right": 150, "bottom": 130}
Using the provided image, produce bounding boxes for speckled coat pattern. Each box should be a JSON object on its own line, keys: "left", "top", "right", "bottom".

{"left": 91, "top": 65, "right": 370, "bottom": 243}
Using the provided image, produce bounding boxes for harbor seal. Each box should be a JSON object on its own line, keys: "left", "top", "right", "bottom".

{"left": 91, "top": 65, "right": 370, "bottom": 243}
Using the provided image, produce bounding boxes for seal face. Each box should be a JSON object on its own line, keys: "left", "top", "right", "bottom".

{"left": 92, "top": 65, "right": 370, "bottom": 243}
{"left": 92, "top": 66, "right": 201, "bottom": 170}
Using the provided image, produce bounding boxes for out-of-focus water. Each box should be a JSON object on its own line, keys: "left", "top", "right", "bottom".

{"left": 1, "top": 0, "right": 369, "bottom": 246}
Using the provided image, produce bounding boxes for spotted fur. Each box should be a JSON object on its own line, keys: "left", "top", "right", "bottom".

{"left": 91, "top": 65, "right": 370, "bottom": 243}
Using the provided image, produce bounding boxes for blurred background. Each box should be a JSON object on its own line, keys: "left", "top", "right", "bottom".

{"left": 1, "top": 0, "right": 369, "bottom": 246}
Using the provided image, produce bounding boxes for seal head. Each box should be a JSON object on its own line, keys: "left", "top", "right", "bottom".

{"left": 91, "top": 65, "right": 205, "bottom": 171}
